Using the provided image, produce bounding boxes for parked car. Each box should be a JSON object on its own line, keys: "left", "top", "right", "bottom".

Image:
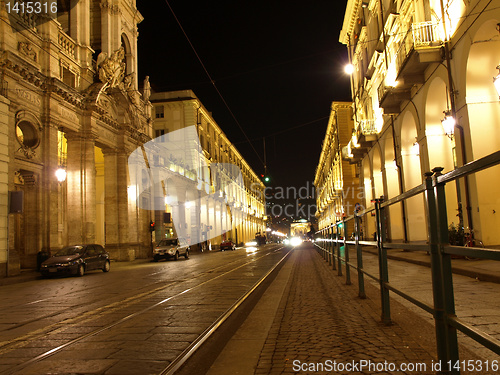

{"left": 220, "top": 239, "right": 236, "bottom": 251}
{"left": 40, "top": 244, "right": 110, "bottom": 277}
{"left": 153, "top": 238, "right": 189, "bottom": 261}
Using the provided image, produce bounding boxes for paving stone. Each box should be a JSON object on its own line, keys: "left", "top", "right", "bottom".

{"left": 254, "top": 246, "right": 437, "bottom": 375}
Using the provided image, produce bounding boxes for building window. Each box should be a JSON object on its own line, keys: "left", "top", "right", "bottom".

{"left": 155, "top": 129, "right": 165, "bottom": 138}
{"left": 155, "top": 106, "right": 164, "bottom": 118}
{"left": 16, "top": 121, "right": 39, "bottom": 148}
{"left": 62, "top": 67, "right": 76, "bottom": 88}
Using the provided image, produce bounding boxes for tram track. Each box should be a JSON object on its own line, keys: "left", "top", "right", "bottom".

{"left": 0, "top": 245, "right": 289, "bottom": 375}
{"left": 0, "top": 248, "right": 272, "bottom": 335}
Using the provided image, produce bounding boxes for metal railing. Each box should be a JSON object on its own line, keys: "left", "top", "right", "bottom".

{"left": 315, "top": 149, "right": 500, "bottom": 374}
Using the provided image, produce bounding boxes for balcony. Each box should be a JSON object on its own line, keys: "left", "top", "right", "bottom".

{"left": 396, "top": 22, "right": 443, "bottom": 82}
{"left": 58, "top": 31, "right": 77, "bottom": 60}
{"left": 378, "top": 83, "right": 411, "bottom": 114}
{"left": 379, "top": 21, "right": 444, "bottom": 113}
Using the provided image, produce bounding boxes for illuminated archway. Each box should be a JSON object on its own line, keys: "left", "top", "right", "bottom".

{"left": 383, "top": 134, "right": 404, "bottom": 241}
{"left": 465, "top": 19, "right": 500, "bottom": 245}
{"left": 400, "top": 112, "right": 426, "bottom": 241}
{"left": 424, "top": 77, "right": 458, "bottom": 229}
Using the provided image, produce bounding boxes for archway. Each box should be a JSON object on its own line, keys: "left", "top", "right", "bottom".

{"left": 384, "top": 134, "right": 404, "bottom": 241}
{"left": 424, "top": 77, "right": 458, "bottom": 229}
{"left": 465, "top": 19, "right": 500, "bottom": 246}
{"left": 400, "top": 112, "right": 426, "bottom": 241}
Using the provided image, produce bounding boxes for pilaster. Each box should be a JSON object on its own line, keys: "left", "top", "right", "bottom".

{"left": 66, "top": 132, "right": 96, "bottom": 244}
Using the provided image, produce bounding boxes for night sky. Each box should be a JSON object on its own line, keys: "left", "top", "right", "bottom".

{"left": 137, "top": 1, "right": 351, "bottom": 221}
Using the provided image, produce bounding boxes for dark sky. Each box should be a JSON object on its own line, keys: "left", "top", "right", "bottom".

{"left": 136, "top": 1, "right": 351, "bottom": 220}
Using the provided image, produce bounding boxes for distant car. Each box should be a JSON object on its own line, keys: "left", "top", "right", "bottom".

{"left": 220, "top": 239, "right": 236, "bottom": 251}
{"left": 40, "top": 244, "right": 110, "bottom": 277}
{"left": 153, "top": 238, "right": 189, "bottom": 261}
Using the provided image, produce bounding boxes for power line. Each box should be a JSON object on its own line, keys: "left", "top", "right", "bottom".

{"left": 164, "top": 0, "right": 266, "bottom": 169}
{"left": 233, "top": 116, "right": 330, "bottom": 145}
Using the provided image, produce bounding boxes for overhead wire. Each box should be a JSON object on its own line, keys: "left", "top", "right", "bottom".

{"left": 163, "top": 0, "right": 266, "bottom": 169}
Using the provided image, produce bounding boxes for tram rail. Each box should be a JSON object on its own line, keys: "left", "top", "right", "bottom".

{"left": 0, "top": 244, "right": 289, "bottom": 375}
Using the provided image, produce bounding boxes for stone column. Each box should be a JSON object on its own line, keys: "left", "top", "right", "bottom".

{"left": 66, "top": 132, "right": 96, "bottom": 244}
{"left": 172, "top": 183, "right": 187, "bottom": 239}
{"left": 191, "top": 195, "right": 201, "bottom": 246}
{"left": 0, "top": 96, "right": 9, "bottom": 277}
{"left": 41, "top": 124, "right": 59, "bottom": 253}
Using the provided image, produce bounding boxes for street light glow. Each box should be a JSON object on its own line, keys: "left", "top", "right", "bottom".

{"left": 493, "top": 65, "right": 500, "bottom": 98}
{"left": 344, "top": 64, "right": 354, "bottom": 75}
{"left": 55, "top": 168, "right": 67, "bottom": 182}
{"left": 441, "top": 111, "right": 455, "bottom": 138}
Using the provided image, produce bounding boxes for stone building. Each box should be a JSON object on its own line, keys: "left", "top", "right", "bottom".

{"left": 314, "top": 102, "right": 360, "bottom": 237}
{"left": 340, "top": 0, "right": 500, "bottom": 246}
{"left": 0, "top": 0, "right": 153, "bottom": 277}
{"left": 148, "top": 90, "right": 266, "bottom": 248}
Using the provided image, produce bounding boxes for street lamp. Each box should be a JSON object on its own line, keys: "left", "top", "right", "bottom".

{"left": 441, "top": 110, "right": 455, "bottom": 139}
{"left": 55, "top": 167, "right": 66, "bottom": 182}
{"left": 344, "top": 64, "right": 354, "bottom": 75}
{"left": 493, "top": 65, "right": 500, "bottom": 98}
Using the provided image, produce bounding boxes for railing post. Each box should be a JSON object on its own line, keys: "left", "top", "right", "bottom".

{"left": 330, "top": 223, "right": 336, "bottom": 270}
{"left": 336, "top": 223, "right": 342, "bottom": 276}
{"left": 426, "top": 168, "right": 460, "bottom": 374}
{"left": 324, "top": 227, "right": 329, "bottom": 263}
{"left": 355, "top": 215, "right": 366, "bottom": 298}
{"left": 375, "top": 198, "right": 391, "bottom": 325}
{"left": 324, "top": 228, "right": 328, "bottom": 261}
{"left": 343, "top": 218, "right": 351, "bottom": 285}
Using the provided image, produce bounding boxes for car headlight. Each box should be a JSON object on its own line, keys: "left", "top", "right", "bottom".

{"left": 168, "top": 249, "right": 176, "bottom": 254}
{"left": 245, "top": 241, "right": 258, "bottom": 247}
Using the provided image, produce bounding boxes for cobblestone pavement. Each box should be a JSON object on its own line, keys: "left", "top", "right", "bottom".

{"left": 254, "top": 244, "right": 437, "bottom": 375}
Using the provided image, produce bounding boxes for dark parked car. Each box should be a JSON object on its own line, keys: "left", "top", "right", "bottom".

{"left": 40, "top": 244, "right": 110, "bottom": 277}
{"left": 153, "top": 238, "right": 189, "bottom": 261}
{"left": 220, "top": 239, "right": 236, "bottom": 251}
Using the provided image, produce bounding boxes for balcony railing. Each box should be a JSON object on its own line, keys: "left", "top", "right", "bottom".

{"left": 58, "top": 31, "right": 76, "bottom": 59}
{"left": 412, "top": 21, "right": 443, "bottom": 48}
{"left": 395, "top": 21, "right": 443, "bottom": 76}
{"left": 358, "top": 119, "right": 377, "bottom": 135}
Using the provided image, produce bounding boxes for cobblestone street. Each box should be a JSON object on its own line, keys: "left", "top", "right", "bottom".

{"left": 253, "top": 245, "right": 437, "bottom": 375}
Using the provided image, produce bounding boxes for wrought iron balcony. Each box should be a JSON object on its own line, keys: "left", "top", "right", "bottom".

{"left": 379, "top": 21, "right": 443, "bottom": 114}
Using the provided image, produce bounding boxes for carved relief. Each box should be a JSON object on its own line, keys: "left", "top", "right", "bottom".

{"left": 18, "top": 42, "right": 37, "bottom": 62}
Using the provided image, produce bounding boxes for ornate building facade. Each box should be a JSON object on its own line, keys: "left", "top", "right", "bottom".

{"left": 0, "top": 0, "right": 153, "bottom": 277}
{"left": 314, "top": 102, "right": 360, "bottom": 236}
{"left": 340, "top": 0, "right": 500, "bottom": 246}
{"left": 149, "top": 90, "right": 266, "bottom": 248}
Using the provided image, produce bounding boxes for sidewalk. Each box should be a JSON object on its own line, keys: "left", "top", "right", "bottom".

{"left": 208, "top": 244, "right": 447, "bottom": 375}
{"left": 362, "top": 247, "right": 500, "bottom": 284}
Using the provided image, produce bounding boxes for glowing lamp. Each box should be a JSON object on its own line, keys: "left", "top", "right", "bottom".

{"left": 441, "top": 110, "right": 455, "bottom": 139}
{"left": 493, "top": 65, "right": 500, "bottom": 98}
{"left": 55, "top": 168, "right": 66, "bottom": 182}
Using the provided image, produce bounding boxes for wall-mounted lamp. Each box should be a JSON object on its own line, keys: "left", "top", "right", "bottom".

{"left": 55, "top": 167, "right": 66, "bottom": 182}
{"left": 493, "top": 65, "right": 500, "bottom": 98}
{"left": 361, "top": 0, "right": 369, "bottom": 8}
{"left": 344, "top": 64, "right": 354, "bottom": 75}
{"left": 441, "top": 110, "right": 455, "bottom": 139}
{"left": 412, "top": 139, "right": 419, "bottom": 156}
